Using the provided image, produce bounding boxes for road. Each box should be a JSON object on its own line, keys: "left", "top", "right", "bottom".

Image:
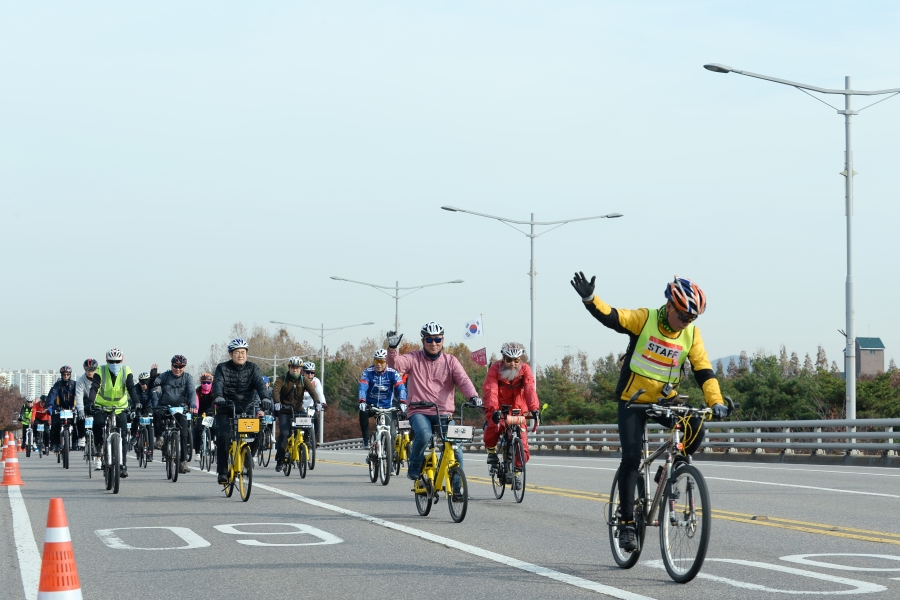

{"left": 3, "top": 446, "right": 900, "bottom": 599}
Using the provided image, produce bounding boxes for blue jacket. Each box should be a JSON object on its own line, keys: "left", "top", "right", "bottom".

{"left": 358, "top": 366, "right": 407, "bottom": 409}
{"left": 47, "top": 379, "right": 78, "bottom": 413}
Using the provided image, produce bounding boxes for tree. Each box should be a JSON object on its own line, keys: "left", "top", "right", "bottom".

{"left": 779, "top": 345, "right": 789, "bottom": 377}
{"left": 816, "top": 346, "right": 829, "bottom": 371}
{"left": 788, "top": 352, "right": 801, "bottom": 378}
{"left": 889, "top": 358, "right": 897, "bottom": 372}
{"left": 726, "top": 357, "right": 738, "bottom": 379}
{"left": 714, "top": 360, "right": 725, "bottom": 378}
{"left": 802, "top": 353, "right": 814, "bottom": 375}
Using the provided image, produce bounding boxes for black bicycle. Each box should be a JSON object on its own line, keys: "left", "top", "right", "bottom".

{"left": 257, "top": 414, "right": 274, "bottom": 468}
{"left": 198, "top": 413, "right": 215, "bottom": 472}
{"left": 490, "top": 406, "right": 540, "bottom": 503}
{"left": 35, "top": 422, "right": 49, "bottom": 458}
{"left": 56, "top": 409, "right": 76, "bottom": 469}
{"left": 99, "top": 406, "right": 123, "bottom": 494}
{"left": 135, "top": 412, "right": 153, "bottom": 468}
{"left": 160, "top": 405, "right": 187, "bottom": 482}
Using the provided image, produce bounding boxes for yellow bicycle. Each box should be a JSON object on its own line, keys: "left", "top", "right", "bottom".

{"left": 283, "top": 408, "right": 312, "bottom": 478}
{"left": 409, "top": 401, "right": 473, "bottom": 523}
{"left": 393, "top": 417, "right": 411, "bottom": 477}
{"left": 222, "top": 404, "right": 257, "bottom": 501}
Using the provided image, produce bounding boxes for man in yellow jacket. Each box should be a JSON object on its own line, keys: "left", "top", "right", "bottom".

{"left": 571, "top": 272, "right": 727, "bottom": 553}
{"left": 88, "top": 347, "right": 138, "bottom": 476}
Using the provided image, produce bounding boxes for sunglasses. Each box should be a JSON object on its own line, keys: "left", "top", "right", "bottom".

{"left": 503, "top": 356, "right": 521, "bottom": 363}
{"left": 374, "top": 359, "right": 386, "bottom": 364}
{"left": 108, "top": 360, "right": 122, "bottom": 364}
{"left": 675, "top": 310, "right": 698, "bottom": 323}
{"left": 303, "top": 370, "right": 315, "bottom": 375}
{"left": 172, "top": 364, "right": 186, "bottom": 369}
{"left": 423, "top": 336, "right": 443, "bottom": 344}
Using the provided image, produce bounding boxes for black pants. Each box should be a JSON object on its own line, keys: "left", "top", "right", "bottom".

{"left": 616, "top": 401, "right": 705, "bottom": 524}
{"left": 32, "top": 421, "right": 50, "bottom": 449}
{"left": 154, "top": 409, "right": 191, "bottom": 462}
{"left": 274, "top": 413, "right": 293, "bottom": 463}
{"left": 50, "top": 415, "right": 83, "bottom": 446}
{"left": 215, "top": 412, "right": 260, "bottom": 474}
{"left": 92, "top": 410, "right": 129, "bottom": 466}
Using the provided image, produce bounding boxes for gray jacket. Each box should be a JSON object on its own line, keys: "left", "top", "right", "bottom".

{"left": 153, "top": 371, "right": 195, "bottom": 408}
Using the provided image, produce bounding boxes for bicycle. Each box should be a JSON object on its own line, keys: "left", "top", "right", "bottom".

{"left": 606, "top": 390, "right": 736, "bottom": 583}
{"left": 393, "top": 415, "right": 411, "bottom": 477}
{"left": 56, "top": 409, "right": 75, "bottom": 469}
{"left": 161, "top": 405, "right": 186, "bottom": 482}
{"left": 98, "top": 406, "right": 124, "bottom": 494}
{"left": 35, "top": 422, "right": 49, "bottom": 458}
{"left": 134, "top": 412, "right": 153, "bottom": 468}
{"left": 22, "top": 424, "right": 33, "bottom": 458}
{"left": 408, "top": 401, "right": 473, "bottom": 523}
{"left": 305, "top": 406, "right": 317, "bottom": 470}
{"left": 83, "top": 414, "right": 95, "bottom": 478}
{"left": 257, "top": 414, "right": 274, "bottom": 468}
{"left": 221, "top": 403, "right": 256, "bottom": 502}
{"left": 198, "top": 413, "right": 215, "bottom": 472}
{"left": 490, "top": 405, "right": 542, "bottom": 503}
{"left": 183, "top": 412, "right": 194, "bottom": 463}
{"left": 283, "top": 407, "right": 312, "bottom": 479}
{"left": 366, "top": 406, "right": 397, "bottom": 486}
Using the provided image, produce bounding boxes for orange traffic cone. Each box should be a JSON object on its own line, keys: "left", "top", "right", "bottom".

{"left": 1, "top": 451, "right": 25, "bottom": 485}
{"left": 3, "top": 433, "right": 15, "bottom": 461}
{"left": 37, "top": 498, "right": 82, "bottom": 599}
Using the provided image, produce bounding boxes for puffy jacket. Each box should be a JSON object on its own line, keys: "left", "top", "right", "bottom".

{"left": 153, "top": 370, "right": 195, "bottom": 408}
{"left": 482, "top": 361, "right": 539, "bottom": 415}
{"left": 212, "top": 360, "right": 269, "bottom": 413}
{"left": 47, "top": 379, "right": 78, "bottom": 411}
{"left": 359, "top": 366, "right": 407, "bottom": 409}
{"left": 133, "top": 385, "right": 158, "bottom": 412}
{"left": 273, "top": 374, "right": 320, "bottom": 413}
{"left": 387, "top": 348, "right": 478, "bottom": 417}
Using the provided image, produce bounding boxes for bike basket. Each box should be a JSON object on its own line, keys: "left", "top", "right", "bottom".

{"left": 398, "top": 420, "right": 411, "bottom": 430}
{"left": 85, "top": 417, "right": 94, "bottom": 427}
{"left": 168, "top": 406, "right": 185, "bottom": 414}
{"left": 36, "top": 424, "right": 45, "bottom": 431}
{"left": 201, "top": 416, "right": 214, "bottom": 427}
{"left": 59, "top": 410, "right": 73, "bottom": 419}
{"left": 263, "top": 415, "right": 275, "bottom": 424}
{"left": 237, "top": 418, "right": 259, "bottom": 433}
{"left": 506, "top": 415, "right": 526, "bottom": 426}
{"left": 445, "top": 425, "right": 473, "bottom": 442}
{"left": 294, "top": 417, "right": 312, "bottom": 427}
{"left": 139, "top": 417, "right": 152, "bottom": 426}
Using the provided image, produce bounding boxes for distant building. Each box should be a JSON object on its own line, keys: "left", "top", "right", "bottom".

{"left": 4, "top": 369, "right": 59, "bottom": 399}
{"left": 856, "top": 337, "right": 885, "bottom": 376}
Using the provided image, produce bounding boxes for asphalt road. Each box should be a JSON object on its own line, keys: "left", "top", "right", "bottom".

{"left": 4, "top": 445, "right": 900, "bottom": 600}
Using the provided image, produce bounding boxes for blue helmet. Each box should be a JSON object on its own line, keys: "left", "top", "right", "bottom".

{"left": 262, "top": 376, "right": 270, "bottom": 384}
{"left": 228, "top": 338, "right": 249, "bottom": 352}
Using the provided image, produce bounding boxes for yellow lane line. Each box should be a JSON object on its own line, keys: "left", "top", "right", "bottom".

{"left": 710, "top": 508, "right": 900, "bottom": 540}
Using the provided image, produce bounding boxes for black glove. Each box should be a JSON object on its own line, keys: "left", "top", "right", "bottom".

{"left": 213, "top": 397, "right": 227, "bottom": 406}
{"left": 530, "top": 410, "right": 540, "bottom": 422}
{"left": 135, "top": 403, "right": 142, "bottom": 411}
{"left": 712, "top": 403, "right": 729, "bottom": 420}
{"left": 467, "top": 396, "right": 483, "bottom": 407}
{"left": 571, "top": 271, "right": 596, "bottom": 301}
{"left": 491, "top": 410, "right": 502, "bottom": 424}
{"left": 386, "top": 330, "right": 404, "bottom": 349}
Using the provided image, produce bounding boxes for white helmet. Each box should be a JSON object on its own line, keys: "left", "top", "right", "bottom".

{"left": 288, "top": 356, "right": 304, "bottom": 367}
{"left": 138, "top": 372, "right": 151, "bottom": 381}
{"left": 301, "top": 361, "right": 316, "bottom": 372}
{"left": 373, "top": 349, "right": 388, "bottom": 361}
{"left": 227, "top": 338, "right": 249, "bottom": 352}
{"left": 501, "top": 342, "right": 524, "bottom": 359}
{"left": 106, "top": 348, "right": 123, "bottom": 361}
{"left": 420, "top": 321, "right": 444, "bottom": 337}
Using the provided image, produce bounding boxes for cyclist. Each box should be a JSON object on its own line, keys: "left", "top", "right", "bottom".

{"left": 571, "top": 272, "right": 727, "bottom": 552}
{"left": 75, "top": 358, "right": 99, "bottom": 449}
{"left": 211, "top": 338, "right": 269, "bottom": 485}
{"left": 152, "top": 355, "right": 194, "bottom": 474}
{"left": 482, "top": 342, "right": 540, "bottom": 470}
{"left": 192, "top": 372, "right": 215, "bottom": 456}
{"left": 132, "top": 372, "right": 156, "bottom": 460}
{"left": 32, "top": 395, "right": 52, "bottom": 451}
{"left": 386, "top": 322, "right": 481, "bottom": 485}
{"left": 272, "top": 357, "right": 321, "bottom": 472}
{"left": 301, "top": 361, "right": 326, "bottom": 444}
{"left": 16, "top": 397, "right": 34, "bottom": 450}
{"left": 87, "top": 348, "right": 138, "bottom": 475}
{"left": 358, "top": 348, "right": 406, "bottom": 450}
{"left": 47, "top": 366, "right": 79, "bottom": 451}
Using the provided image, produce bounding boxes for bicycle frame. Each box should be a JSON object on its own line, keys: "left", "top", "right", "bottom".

{"left": 285, "top": 408, "right": 311, "bottom": 462}
{"left": 227, "top": 405, "right": 258, "bottom": 481}
{"left": 412, "top": 410, "right": 460, "bottom": 496}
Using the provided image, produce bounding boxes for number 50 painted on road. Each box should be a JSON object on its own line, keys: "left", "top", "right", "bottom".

{"left": 96, "top": 523, "right": 342, "bottom": 550}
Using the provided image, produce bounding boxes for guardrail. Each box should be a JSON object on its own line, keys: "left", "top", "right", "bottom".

{"left": 320, "top": 418, "right": 900, "bottom": 456}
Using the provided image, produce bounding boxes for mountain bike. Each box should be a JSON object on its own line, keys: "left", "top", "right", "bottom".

{"left": 221, "top": 403, "right": 256, "bottom": 502}
{"left": 490, "top": 405, "right": 542, "bottom": 503}
{"left": 135, "top": 413, "right": 153, "bottom": 468}
{"left": 283, "top": 408, "right": 312, "bottom": 479}
{"left": 257, "top": 414, "right": 274, "bottom": 468}
{"left": 606, "top": 390, "right": 736, "bottom": 583}
{"left": 23, "top": 424, "right": 33, "bottom": 458}
{"left": 57, "top": 409, "right": 75, "bottom": 469}
{"left": 35, "top": 422, "right": 49, "bottom": 458}
{"left": 408, "top": 401, "right": 473, "bottom": 523}
{"left": 183, "top": 412, "right": 194, "bottom": 463}
{"left": 99, "top": 406, "right": 124, "bottom": 494}
{"left": 161, "top": 405, "right": 186, "bottom": 482}
{"left": 199, "top": 413, "right": 215, "bottom": 472}
{"left": 366, "top": 406, "right": 397, "bottom": 485}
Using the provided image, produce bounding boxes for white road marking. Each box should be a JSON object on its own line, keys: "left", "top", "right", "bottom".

{"left": 213, "top": 523, "right": 343, "bottom": 546}
{"left": 703, "top": 477, "right": 900, "bottom": 498}
{"left": 646, "top": 558, "right": 886, "bottom": 594}
{"left": 8, "top": 485, "right": 40, "bottom": 600}
{"left": 781, "top": 554, "right": 900, "bottom": 572}
{"left": 95, "top": 527, "right": 211, "bottom": 550}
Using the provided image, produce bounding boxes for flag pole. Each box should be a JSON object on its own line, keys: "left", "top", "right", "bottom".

{"left": 481, "top": 313, "right": 487, "bottom": 368}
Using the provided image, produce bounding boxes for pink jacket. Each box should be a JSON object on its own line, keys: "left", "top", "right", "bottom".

{"left": 387, "top": 348, "right": 478, "bottom": 417}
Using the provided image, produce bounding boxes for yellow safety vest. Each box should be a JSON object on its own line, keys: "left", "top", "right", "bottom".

{"left": 628, "top": 309, "right": 694, "bottom": 384}
{"left": 95, "top": 365, "right": 133, "bottom": 412}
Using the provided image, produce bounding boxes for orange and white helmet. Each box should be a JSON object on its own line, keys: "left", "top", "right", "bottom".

{"left": 664, "top": 276, "right": 706, "bottom": 316}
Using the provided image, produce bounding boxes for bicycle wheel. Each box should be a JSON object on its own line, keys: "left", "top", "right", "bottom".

{"left": 171, "top": 434, "right": 180, "bottom": 483}
{"left": 491, "top": 461, "right": 506, "bottom": 499}
{"left": 261, "top": 428, "right": 272, "bottom": 467}
{"left": 608, "top": 466, "right": 647, "bottom": 569}
{"left": 110, "top": 434, "right": 120, "bottom": 494}
{"left": 104, "top": 442, "right": 113, "bottom": 490}
{"left": 224, "top": 449, "right": 235, "bottom": 497}
{"left": 307, "top": 435, "right": 316, "bottom": 471}
{"left": 298, "top": 445, "right": 307, "bottom": 479}
{"left": 283, "top": 442, "right": 292, "bottom": 477}
{"left": 659, "top": 463, "right": 711, "bottom": 583}
{"left": 136, "top": 429, "right": 145, "bottom": 467}
{"left": 367, "top": 434, "right": 378, "bottom": 483}
{"left": 447, "top": 466, "right": 468, "bottom": 523}
{"left": 184, "top": 423, "right": 193, "bottom": 462}
{"left": 379, "top": 431, "right": 392, "bottom": 486}
{"left": 165, "top": 434, "right": 175, "bottom": 481}
{"left": 415, "top": 475, "right": 433, "bottom": 516}
{"left": 25, "top": 430, "right": 31, "bottom": 458}
{"left": 62, "top": 428, "right": 70, "bottom": 469}
{"left": 238, "top": 445, "right": 252, "bottom": 502}
{"left": 199, "top": 430, "right": 208, "bottom": 471}
{"left": 393, "top": 444, "right": 401, "bottom": 476}
{"left": 512, "top": 437, "right": 526, "bottom": 503}
{"left": 85, "top": 435, "right": 93, "bottom": 479}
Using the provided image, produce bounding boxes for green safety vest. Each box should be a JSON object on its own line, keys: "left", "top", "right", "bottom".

{"left": 95, "top": 365, "right": 133, "bottom": 412}
{"left": 20, "top": 406, "right": 33, "bottom": 424}
{"left": 629, "top": 309, "right": 695, "bottom": 384}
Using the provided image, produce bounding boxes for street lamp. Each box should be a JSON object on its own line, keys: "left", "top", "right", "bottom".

{"left": 248, "top": 353, "right": 316, "bottom": 381}
{"left": 330, "top": 276, "right": 464, "bottom": 331}
{"left": 269, "top": 320, "right": 375, "bottom": 444}
{"left": 441, "top": 206, "right": 623, "bottom": 369}
{"left": 704, "top": 62, "right": 900, "bottom": 424}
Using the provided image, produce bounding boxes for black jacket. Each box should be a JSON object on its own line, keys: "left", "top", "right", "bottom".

{"left": 212, "top": 360, "right": 268, "bottom": 412}
{"left": 153, "top": 371, "right": 195, "bottom": 407}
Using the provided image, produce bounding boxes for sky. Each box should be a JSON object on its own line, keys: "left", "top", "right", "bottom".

{"left": 2, "top": 1, "right": 899, "bottom": 374}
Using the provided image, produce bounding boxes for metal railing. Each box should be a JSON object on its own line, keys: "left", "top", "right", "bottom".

{"left": 320, "top": 418, "right": 900, "bottom": 456}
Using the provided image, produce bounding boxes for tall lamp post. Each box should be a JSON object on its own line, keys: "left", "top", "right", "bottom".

{"left": 330, "top": 277, "right": 464, "bottom": 331}
{"left": 704, "top": 63, "right": 900, "bottom": 425}
{"left": 441, "top": 206, "right": 623, "bottom": 369}
{"left": 248, "top": 353, "right": 316, "bottom": 381}
{"left": 269, "top": 320, "right": 375, "bottom": 444}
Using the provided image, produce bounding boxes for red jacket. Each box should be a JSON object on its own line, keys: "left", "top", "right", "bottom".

{"left": 33, "top": 401, "right": 51, "bottom": 422}
{"left": 482, "top": 362, "right": 539, "bottom": 414}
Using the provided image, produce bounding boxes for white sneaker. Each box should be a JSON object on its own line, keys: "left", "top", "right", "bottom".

{"left": 94, "top": 458, "right": 103, "bottom": 470}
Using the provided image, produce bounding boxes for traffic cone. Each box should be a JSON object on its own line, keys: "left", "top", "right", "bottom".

{"left": 1, "top": 452, "right": 25, "bottom": 485}
{"left": 37, "top": 498, "right": 82, "bottom": 599}
{"left": 3, "top": 433, "right": 14, "bottom": 461}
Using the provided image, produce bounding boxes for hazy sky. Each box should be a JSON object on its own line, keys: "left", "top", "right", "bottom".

{"left": 3, "top": 2, "right": 899, "bottom": 374}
